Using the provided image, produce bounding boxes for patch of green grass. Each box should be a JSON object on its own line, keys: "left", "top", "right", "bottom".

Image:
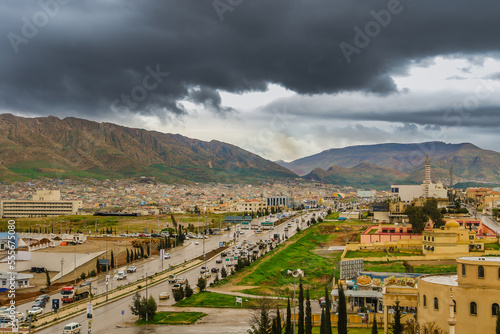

{"left": 344, "top": 250, "right": 421, "bottom": 259}
{"left": 364, "top": 261, "right": 406, "bottom": 273}
{"left": 222, "top": 222, "right": 345, "bottom": 298}
{"left": 485, "top": 243, "right": 500, "bottom": 250}
{"left": 413, "top": 265, "right": 456, "bottom": 274}
{"left": 175, "top": 291, "right": 286, "bottom": 309}
{"left": 325, "top": 212, "right": 339, "bottom": 220}
{"left": 137, "top": 312, "right": 206, "bottom": 325}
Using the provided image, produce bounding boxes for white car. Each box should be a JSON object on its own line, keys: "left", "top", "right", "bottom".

{"left": 28, "top": 307, "right": 43, "bottom": 315}
{"left": 114, "top": 271, "right": 127, "bottom": 280}
{"left": 163, "top": 253, "right": 171, "bottom": 259}
{"left": 63, "top": 322, "right": 82, "bottom": 334}
{"left": 194, "top": 241, "right": 199, "bottom": 245}
{"left": 239, "top": 231, "right": 245, "bottom": 234}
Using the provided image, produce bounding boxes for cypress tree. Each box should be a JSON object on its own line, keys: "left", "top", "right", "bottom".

{"left": 276, "top": 307, "right": 282, "bottom": 334}
{"left": 320, "top": 307, "right": 326, "bottom": 334}
{"left": 496, "top": 313, "right": 500, "bottom": 334}
{"left": 298, "top": 279, "right": 304, "bottom": 334}
{"left": 391, "top": 301, "right": 403, "bottom": 334}
{"left": 305, "top": 290, "right": 312, "bottom": 334}
{"left": 110, "top": 250, "right": 115, "bottom": 269}
{"left": 285, "top": 298, "right": 292, "bottom": 334}
{"left": 372, "top": 316, "right": 378, "bottom": 334}
{"left": 126, "top": 248, "right": 130, "bottom": 263}
{"left": 96, "top": 258, "right": 101, "bottom": 274}
{"left": 337, "top": 283, "right": 347, "bottom": 334}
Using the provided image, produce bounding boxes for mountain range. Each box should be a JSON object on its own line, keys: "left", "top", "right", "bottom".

{"left": 0, "top": 114, "right": 296, "bottom": 183}
{"left": 277, "top": 142, "right": 500, "bottom": 188}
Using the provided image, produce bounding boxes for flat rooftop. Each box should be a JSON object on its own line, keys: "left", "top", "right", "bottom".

{"left": 459, "top": 256, "right": 500, "bottom": 263}
{"left": 420, "top": 274, "right": 458, "bottom": 287}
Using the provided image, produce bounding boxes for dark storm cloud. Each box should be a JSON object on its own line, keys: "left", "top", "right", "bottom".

{"left": 1, "top": 0, "right": 500, "bottom": 119}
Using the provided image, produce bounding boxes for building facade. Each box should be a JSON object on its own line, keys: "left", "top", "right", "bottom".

{"left": 418, "top": 257, "right": 500, "bottom": 333}
{"left": 266, "top": 196, "right": 294, "bottom": 208}
{"left": 0, "top": 190, "right": 82, "bottom": 218}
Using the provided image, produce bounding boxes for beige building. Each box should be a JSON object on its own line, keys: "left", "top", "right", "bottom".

{"left": 422, "top": 220, "right": 483, "bottom": 254}
{"left": 236, "top": 200, "right": 266, "bottom": 213}
{"left": 418, "top": 257, "right": 500, "bottom": 334}
{"left": 0, "top": 190, "right": 82, "bottom": 218}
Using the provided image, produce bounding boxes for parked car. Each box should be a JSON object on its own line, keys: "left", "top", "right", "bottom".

{"left": 221, "top": 252, "right": 227, "bottom": 257}
{"left": 171, "top": 283, "right": 182, "bottom": 291}
{"left": 159, "top": 292, "right": 170, "bottom": 300}
{"left": 28, "top": 307, "right": 43, "bottom": 315}
{"left": 239, "top": 231, "right": 245, "bottom": 234}
{"left": 200, "top": 266, "right": 208, "bottom": 274}
{"left": 80, "top": 281, "right": 92, "bottom": 287}
{"left": 201, "top": 272, "right": 211, "bottom": 279}
{"left": 194, "top": 241, "right": 199, "bottom": 245}
{"left": 163, "top": 253, "right": 171, "bottom": 259}
{"left": 126, "top": 266, "right": 137, "bottom": 273}
{"left": 176, "top": 278, "right": 187, "bottom": 285}
{"left": 151, "top": 233, "right": 161, "bottom": 238}
{"left": 215, "top": 258, "right": 222, "bottom": 264}
{"left": 168, "top": 274, "right": 178, "bottom": 284}
{"left": 211, "top": 267, "right": 220, "bottom": 273}
{"left": 63, "top": 322, "right": 82, "bottom": 334}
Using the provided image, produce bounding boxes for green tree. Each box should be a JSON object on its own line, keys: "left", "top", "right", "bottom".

{"left": 298, "top": 279, "right": 304, "bottom": 334}
{"left": 391, "top": 301, "right": 403, "bottom": 334}
{"left": 285, "top": 298, "right": 292, "bottom": 334}
{"left": 185, "top": 283, "right": 193, "bottom": 298}
{"left": 423, "top": 198, "right": 444, "bottom": 228}
{"left": 372, "top": 316, "right": 378, "bottom": 334}
{"left": 126, "top": 248, "right": 130, "bottom": 263}
{"left": 320, "top": 307, "right": 326, "bottom": 334}
{"left": 405, "top": 205, "right": 427, "bottom": 234}
{"left": 197, "top": 277, "right": 207, "bottom": 292}
{"left": 493, "top": 208, "right": 500, "bottom": 220}
{"left": 248, "top": 302, "right": 273, "bottom": 334}
{"left": 496, "top": 313, "right": 500, "bottom": 334}
{"left": 275, "top": 307, "right": 282, "bottom": 334}
{"left": 337, "top": 283, "right": 347, "bottom": 334}
{"left": 221, "top": 266, "right": 227, "bottom": 278}
{"left": 130, "top": 292, "right": 143, "bottom": 318}
{"left": 110, "top": 250, "right": 115, "bottom": 269}
{"left": 173, "top": 287, "right": 185, "bottom": 301}
{"left": 305, "top": 290, "right": 312, "bottom": 334}
{"left": 45, "top": 269, "right": 51, "bottom": 287}
{"left": 145, "top": 296, "right": 157, "bottom": 321}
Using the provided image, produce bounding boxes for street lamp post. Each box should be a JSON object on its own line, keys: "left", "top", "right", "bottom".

{"left": 287, "top": 269, "right": 304, "bottom": 334}
{"left": 60, "top": 258, "right": 64, "bottom": 285}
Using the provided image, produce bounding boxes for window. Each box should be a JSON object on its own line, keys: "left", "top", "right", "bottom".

{"left": 434, "top": 297, "right": 439, "bottom": 310}
{"left": 498, "top": 268, "right": 500, "bottom": 279}
{"left": 478, "top": 265, "right": 485, "bottom": 278}
{"left": 470, "top": 302, "right": 477, "bottom": 315}
{"left": 453, "top": 300, "right": 456, "bottom": 313}
{"left": 462, "top": 264, "right": 466, "bottom": 276}
{"left": 493, "top": 303, "right": 499, "bottom": 316}
{"left": 423, "top": 295, "right": 427, "bottom": 307}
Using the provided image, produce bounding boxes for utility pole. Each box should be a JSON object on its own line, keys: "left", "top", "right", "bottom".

{"left": 145, "top": 272, "right": 148, "bottom": 322}
{"left": 74, "top": 249, "right": 77, "bottom": 285}
{"left": 105, "top": 238, "right": 109, "bottom": 302}
{"left": 60, "top": 258, "right": 64, "bottom": 285}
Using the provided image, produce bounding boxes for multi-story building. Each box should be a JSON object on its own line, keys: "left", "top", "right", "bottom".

{"left": 236, "top": 199, "right": 266, "bottom": 213}
{"left": 422, "top": 220, "right": 483, "bottom": 254}
{"left": 266, "top": 196, "right": 294, "bottom": 209}
{"left": 418, "top": 256, "right": 500, "bottom": 333}
{"left": 0, "top": 190, "right": 82, "bottom": 218}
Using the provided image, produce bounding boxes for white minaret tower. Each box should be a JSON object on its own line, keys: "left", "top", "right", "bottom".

{"left": 448, "top": 289, "right": 457, "bottom": 334}
{"left": 424, "top": 154, "right": 431, "bottom": 198}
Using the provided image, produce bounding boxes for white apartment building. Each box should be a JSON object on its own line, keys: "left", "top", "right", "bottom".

{"left": 0, "top": 190, "right": 82, "bottom": 218}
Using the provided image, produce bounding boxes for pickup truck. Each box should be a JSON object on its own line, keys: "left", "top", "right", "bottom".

{"left": 168, "top": 274, "right": 177, "bottom": 284}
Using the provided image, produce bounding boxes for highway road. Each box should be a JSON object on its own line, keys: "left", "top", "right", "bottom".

{"left": 34, "top": 210, "right": 323, "bottom": 333}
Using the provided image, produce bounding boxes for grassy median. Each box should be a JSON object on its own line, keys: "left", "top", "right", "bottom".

{"left": 137, "top": 311, "right": 207, "bottom": 325}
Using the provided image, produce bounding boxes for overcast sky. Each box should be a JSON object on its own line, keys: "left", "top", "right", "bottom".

{"left": 2, "top": 0, "right": 500, "bottom": 162}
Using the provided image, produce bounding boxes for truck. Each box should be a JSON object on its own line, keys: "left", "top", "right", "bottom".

{"left": 61, "top": 285, "right": 90, "bottom": 303}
